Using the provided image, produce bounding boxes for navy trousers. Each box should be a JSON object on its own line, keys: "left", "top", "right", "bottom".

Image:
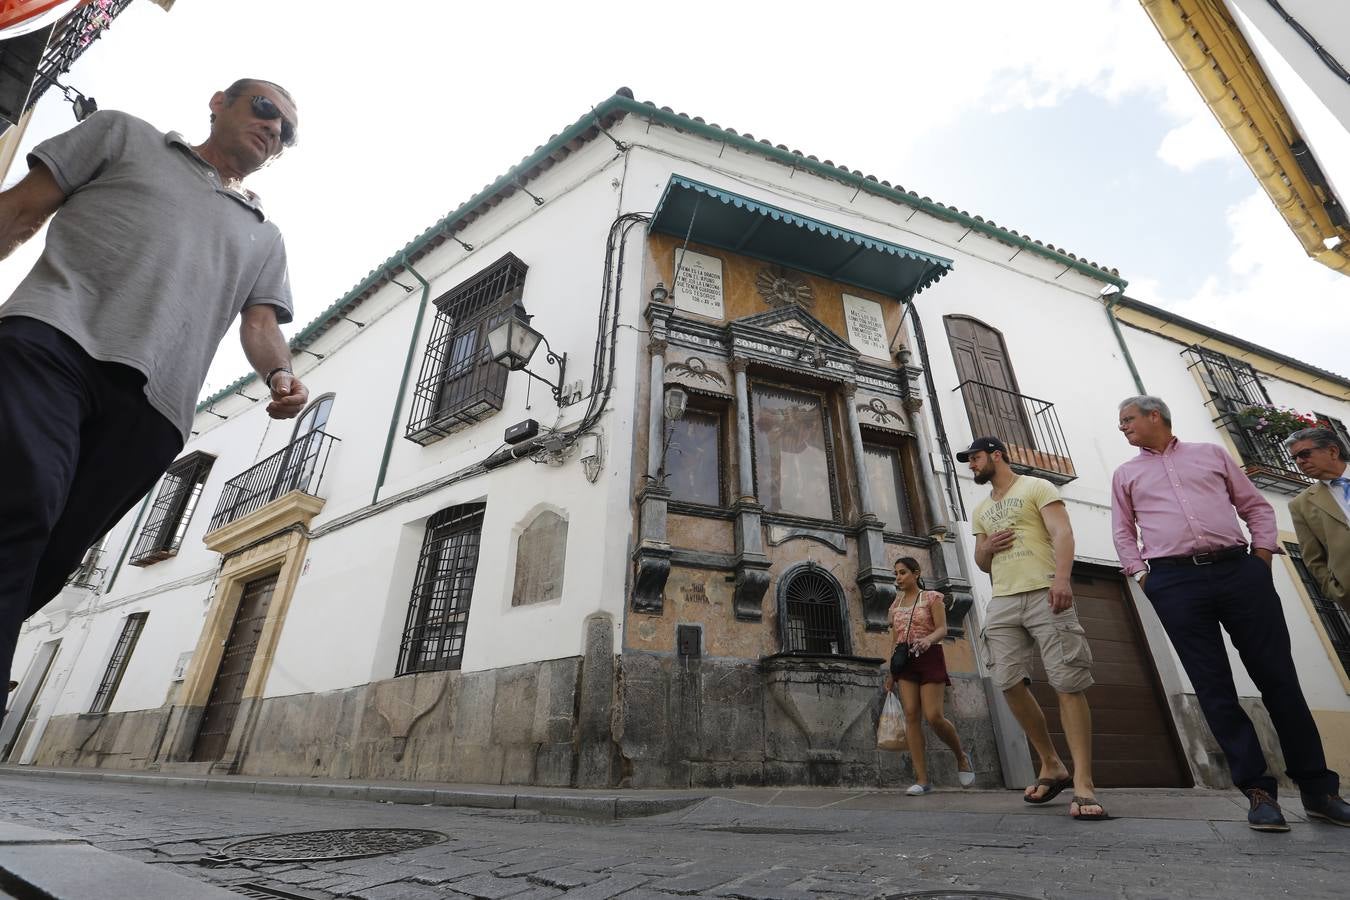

{"left": 0, "top": 317, "right": 181, "bottom": 721}
{"left": 1145, "top": 552, "right": 1339, "bottom": 798}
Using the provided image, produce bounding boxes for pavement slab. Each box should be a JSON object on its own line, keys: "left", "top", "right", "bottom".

{"left": 0, "top": 768, "right": 1347, "bottom": 899}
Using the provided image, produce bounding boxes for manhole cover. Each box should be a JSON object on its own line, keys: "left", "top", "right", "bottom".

{"left": 887, "top": 893, "right": 1040, "bottom": 900}
{"left": 211, "top": 828, "right": 447, "bottom": 863}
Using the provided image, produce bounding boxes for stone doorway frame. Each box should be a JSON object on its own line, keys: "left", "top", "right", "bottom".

{"left": 160, "top": 493, "right": 322, "bottom": 770}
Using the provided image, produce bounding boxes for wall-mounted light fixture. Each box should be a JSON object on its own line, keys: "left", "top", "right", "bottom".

{"left": 487, "top": 303, "right": 567, "bottom": 405}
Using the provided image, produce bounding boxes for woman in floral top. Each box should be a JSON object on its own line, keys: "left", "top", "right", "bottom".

{"left": 884, "top": 556, "right": 975, "bottom": 795}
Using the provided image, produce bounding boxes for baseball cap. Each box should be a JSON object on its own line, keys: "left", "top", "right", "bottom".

{"left": 955, "top": 436, "right": 1007, "bottom": 462}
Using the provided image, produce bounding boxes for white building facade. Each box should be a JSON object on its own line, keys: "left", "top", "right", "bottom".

{"left": 5, "top": 90, "right": 1346, "bottom": 791}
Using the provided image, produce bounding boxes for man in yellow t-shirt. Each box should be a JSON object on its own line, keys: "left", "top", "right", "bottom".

{"left": 961, "top": 437, "right": 1104, "bottom": 821}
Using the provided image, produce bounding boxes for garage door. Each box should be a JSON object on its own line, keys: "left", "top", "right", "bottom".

{"left": 1027, "top": 563, "right": 1191, "bottom": 788}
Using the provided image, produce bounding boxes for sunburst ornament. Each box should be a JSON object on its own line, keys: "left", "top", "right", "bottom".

{"left": 755, "top": 267, "right": 814, "bottom": 310}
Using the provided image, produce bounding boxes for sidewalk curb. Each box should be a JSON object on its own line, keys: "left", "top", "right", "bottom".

{"left": 0, "top": 765, "right": 707, "bottom": 820}
{"left": 0, "top": 820, "right": 240, "bottom": 899}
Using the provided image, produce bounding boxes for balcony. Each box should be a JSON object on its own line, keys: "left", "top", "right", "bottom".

{"left": 66, "top": 549, "right": 105, "bottom": 592}
{"left": 953, "top": 381, "right": 1076, "bottom": 484}
{"left": 208, "top": 431, "right": 340, "bottom": 534}
{"left": 1222, "top": 416, "right": 1312, "bottom": 496}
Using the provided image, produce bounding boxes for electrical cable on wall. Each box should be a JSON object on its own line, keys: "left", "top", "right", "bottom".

{"left": 1263, "top": 0, "right": 1350, "bottom": 85}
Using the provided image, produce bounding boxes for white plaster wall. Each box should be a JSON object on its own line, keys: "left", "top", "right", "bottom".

{"left": 260, "top": 140, "right": 646, "bottom": 693}
{"left": 23, "top": 108, "right": 1349, "bottom": 734}
{"left": 981, "top": 310, "right": 1350, "bottom": 713}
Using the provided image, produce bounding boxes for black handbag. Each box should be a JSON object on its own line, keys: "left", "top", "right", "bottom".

{"left": 889, "top": 599, "right": 920, "bottom": 678}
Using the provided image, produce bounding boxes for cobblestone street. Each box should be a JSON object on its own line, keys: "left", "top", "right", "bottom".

{"left": 1, "top": 770, "right": 1347, "bottom": 899}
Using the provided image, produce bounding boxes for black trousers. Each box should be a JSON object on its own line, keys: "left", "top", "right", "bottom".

{"left": 0, "top": 317, "right": 182, "bottom": 720}
{"left": 1145, "top": 552, "right": 1339, "bottom": 798}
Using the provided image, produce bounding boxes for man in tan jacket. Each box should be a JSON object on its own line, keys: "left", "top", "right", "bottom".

{"left": 1288, "top": 428, "right": 1350, "bottom": 612}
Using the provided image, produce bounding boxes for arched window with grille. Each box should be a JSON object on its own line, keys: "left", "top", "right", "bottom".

{"left": 776, "top": 563, "right": 851, "bottom": 656}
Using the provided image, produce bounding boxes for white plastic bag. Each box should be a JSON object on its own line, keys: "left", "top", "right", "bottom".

{"left": 877, "top": 691, "right": 906, "bottom": 751}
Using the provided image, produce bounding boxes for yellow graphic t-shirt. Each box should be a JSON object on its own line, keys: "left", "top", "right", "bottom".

{"left": 971, "top": 475, "right": 1062, "bottom": 597}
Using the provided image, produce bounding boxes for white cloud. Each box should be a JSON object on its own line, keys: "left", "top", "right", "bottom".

{"left": 1137, "top": 189, "right": 1350, "bottom": 376}
{"left": 1156, "top": 112, "right": 1235, "bottom": 172}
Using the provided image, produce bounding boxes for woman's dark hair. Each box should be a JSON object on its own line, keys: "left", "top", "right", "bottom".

{"left": 894, "top": 556, "right": 922, "bottom": 576}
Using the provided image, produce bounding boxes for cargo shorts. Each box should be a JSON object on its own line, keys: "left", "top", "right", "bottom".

{"left": 980, "top": 588, "right": 1094, "bottom": 694}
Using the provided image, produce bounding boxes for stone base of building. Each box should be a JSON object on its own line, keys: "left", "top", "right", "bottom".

{"left": 31, "top": 651, "right": 1003, "bottom": 789}
{"left": 1170, "top": 693, "right": 1294, "bottom": 791}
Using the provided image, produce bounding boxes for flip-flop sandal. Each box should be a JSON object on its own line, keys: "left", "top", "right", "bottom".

{"left": 1070, "top": 795, "right": 1111, "bottom": 821}
{"left": 1023, "top": 775, "right": 1073, "bottom": 804}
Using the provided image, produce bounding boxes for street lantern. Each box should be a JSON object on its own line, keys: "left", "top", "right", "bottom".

{"left": 487, "top": 303, "right": 567, "bottom": 405}
{"left": 486, "top": 305, "right": 542, "bottom": 371}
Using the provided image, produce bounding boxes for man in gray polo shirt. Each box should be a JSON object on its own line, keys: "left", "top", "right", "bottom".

{"left": 0, "top": 78, "right": 308, "bottom": 719}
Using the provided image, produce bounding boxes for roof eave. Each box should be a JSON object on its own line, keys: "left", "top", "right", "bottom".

{"left": 1140, "top": 0, "right": 1350, "bottom": 276}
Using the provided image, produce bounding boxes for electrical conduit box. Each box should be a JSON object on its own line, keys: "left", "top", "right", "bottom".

{"left": 504, "top": 419, "right": 539, "bottom": 445}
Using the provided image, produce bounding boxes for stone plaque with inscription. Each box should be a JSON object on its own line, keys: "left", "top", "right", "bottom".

{"left": 842, "top": 293, "right": 890, "bottom": 361}
{"left": 673, "top": 249, "right": 725, "bottom": 318}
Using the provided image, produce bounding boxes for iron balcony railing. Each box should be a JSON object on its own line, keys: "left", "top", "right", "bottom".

{"left": 1220, "top": 413, "right": 1311, "bottom": 495}
{"left": 953, "top": 380, "right": 1076, "bottom": 482}
{"left": 209, "top": 430, "right": 340, "bottom": 532}
{"left": 66, "top": 549, "right": 104, "bottom": 591}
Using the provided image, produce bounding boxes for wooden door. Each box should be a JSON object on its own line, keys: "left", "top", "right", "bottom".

{"left": 945, "top": 315, "right": 1033, "bottom": 448}
{"left": 1027, "top": 564, "right": 1191, "bottom": 787}
{"left": 0, "top": 639, "right": 60, "bottom": 762}
{"left": 191, "top": 574, "right": 277, "bottom": 762}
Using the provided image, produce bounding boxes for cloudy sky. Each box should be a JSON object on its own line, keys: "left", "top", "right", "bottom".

{"left": 2, "top": 0, "right": 1346, "bottom": 393}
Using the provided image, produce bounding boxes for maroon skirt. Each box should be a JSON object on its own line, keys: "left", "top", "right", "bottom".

{"left": 897, "top": 644, "right": 950, "bottom": 686}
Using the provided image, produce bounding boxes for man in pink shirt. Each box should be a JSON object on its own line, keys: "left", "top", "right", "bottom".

{"left": 1112, "top": 396, "right": 1347, "bottom": 832}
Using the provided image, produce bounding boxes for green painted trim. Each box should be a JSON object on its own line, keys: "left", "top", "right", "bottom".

{"left": 197, "top": 90, "right": 1125, "bottom": 415}
{"left": 103, "top": 491, "right": 154, "bottom": 595}
{"left": 373, "top": 257, "right": 432, "bottom": 505}
{"left": 1105, "top": 296, "right": 1146, "bottom": 395}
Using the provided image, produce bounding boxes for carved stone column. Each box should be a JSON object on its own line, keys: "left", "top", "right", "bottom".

{"left": 926, "top": 531, "right": 974, "bottom": 638}
{"left": 632, "top": 337, "right": 671, "bottom": 614}
{"left": 842, "top": 383, "right": 894, "bottom": 631}
{"left": 731, "top": 357, "right": 770, "bottom": 620}
{"left": 898, "top": 366, "right": 971, "bottom": 633}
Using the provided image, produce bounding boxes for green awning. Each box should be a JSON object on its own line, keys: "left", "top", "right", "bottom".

{"left": 650, "top": 176, "right": 953, "bottom": 297}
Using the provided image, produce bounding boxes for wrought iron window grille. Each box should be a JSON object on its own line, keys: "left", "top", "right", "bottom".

{"left": 397, "top": 503, "right": 486, "bottom": 675}
{"left": 208, "top": 430, "right": 340, "bottom": 533}
{"left": 776, "top": 563, "right": 851, "bottom": 655}
{"left": 129, "top": 451, "right": 216, "bottom": 566}
{"left": 1184, "top": 346, "right": 1311, "bottom": 494}
{"left": 89, "top": 612, "right": 147, "bottom": 714}
{"left": 406, "top": 254, "right": 528, "bottom": 445}
{"left": 1284, "top": 542, "right": 1350, "bottom": 679}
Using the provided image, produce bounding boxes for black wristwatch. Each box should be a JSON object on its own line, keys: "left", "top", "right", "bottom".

{"left": 264, "top": 366, "right": 292, "bottom": 390}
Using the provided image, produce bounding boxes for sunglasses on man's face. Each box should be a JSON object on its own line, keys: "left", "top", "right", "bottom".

{"left": 1291, "top": 448, "right": 1320, "bottom": 461}
{"left": 249, "top": 95, "right": 296, "bottom": 147}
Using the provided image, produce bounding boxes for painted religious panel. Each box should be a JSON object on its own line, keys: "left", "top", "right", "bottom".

{"left": 751, "top": 385, "right": 834, "bottom": 520}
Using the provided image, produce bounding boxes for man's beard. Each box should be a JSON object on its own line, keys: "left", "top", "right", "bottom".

{"left": 973, "top": 468, "right": 992, "bottom": 485}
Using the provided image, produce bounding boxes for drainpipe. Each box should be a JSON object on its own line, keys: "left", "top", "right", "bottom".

{"left": 905, "top": 287, "right": 1036, "bottom": 790}
{"left": 102, "top": 492, "right": 153, "bottom": 595}
{"left": 373, "top": 256, "right": 433, "bottom": 505}
{"left": 1103, "top": 289, "right": 1146, "bottom": 395}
